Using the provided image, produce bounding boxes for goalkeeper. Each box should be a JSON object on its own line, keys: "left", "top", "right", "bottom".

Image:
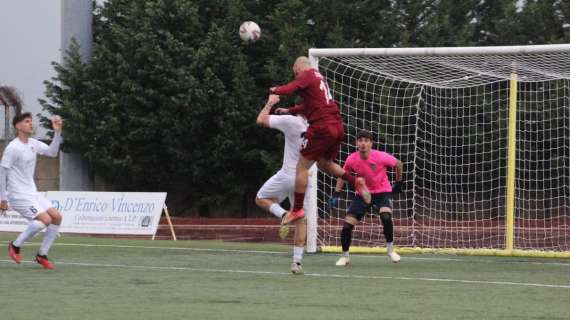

{"left": 329, "top": 131, "right": 403, "bottom": 265}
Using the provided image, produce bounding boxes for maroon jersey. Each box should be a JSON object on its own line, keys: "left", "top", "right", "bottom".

{"left": 271, "top": 68, "right": 341, "bottom": 124}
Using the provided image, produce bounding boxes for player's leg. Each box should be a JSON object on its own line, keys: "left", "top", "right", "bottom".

{"left": 377, "top": 193, "right": 400, "bottom": 263}
{"left": 256, "top": 197, "right": 285, "bottom": 217}
{"left": 282, "top": 155, "right": 315, "bottom": 224}
{"left": 290, "top": 217, "right": 306, "bottom": 275}
{"left": 316, "top": 122, "right": 371, "bottom": 203}
{"left": 336, "top": 196, "right": 367, "bottom": 266}
{"left": 8, "top": 198, "right": 50, "bottom": 264}
{"left": 35, "top": 196, "right": 62, "bottom": 269}
{"left": 255, "top": 171, "right": 291, "bottom": 219}
{"left": 317, "top": 159, "right": 371, "bottom": 204}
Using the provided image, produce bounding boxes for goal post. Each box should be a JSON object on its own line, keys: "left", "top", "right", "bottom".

{"left": 306, "top": 44, "right": 570, "bottom": 257}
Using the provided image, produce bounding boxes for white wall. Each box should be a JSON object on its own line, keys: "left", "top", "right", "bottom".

{"left": 0, "top": 1, "right": 61, "bottom": 138}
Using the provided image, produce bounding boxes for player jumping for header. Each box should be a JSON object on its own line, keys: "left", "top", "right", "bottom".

{"left": 271, "top": 56, "right": 371, "bottom": 230}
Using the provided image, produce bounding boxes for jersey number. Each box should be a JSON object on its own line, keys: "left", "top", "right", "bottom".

{"left": 317, "top": 72, "right": 333, "bottom": 104}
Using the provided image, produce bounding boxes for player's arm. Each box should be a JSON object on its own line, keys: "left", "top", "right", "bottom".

{"left": 392, "top": 160, "right": 404, "bottom": 193}
{"left": 329, "top": 159, "right": 352, "bottom": 208}
{"left": 0, "top": 166, "right": 8, "bottom": 211}
{"left": 38, "top": 132, "right": 62, "bottom": 157}
{"left": 0, "top": 149, "right": 13, "bottom": 212}
{"left": 256, "top": 95, "right": 280, "bottom": 127}
{"left": 394, "top": 160, "right": 403, "bottom": 182}
{"left": 270, "top": 74, "right": 308, "bottom": 97}
{"left": 38, "top": 116, "right": 63, "bottom": 157}
{"left": 275, "top": 103, "right": 304, "bottom": 116}
{"left": 327, "top": 178, "right": 345, "bottom": 209}
{"left": 334, "top": 177, "right": 345, "bottom": 193}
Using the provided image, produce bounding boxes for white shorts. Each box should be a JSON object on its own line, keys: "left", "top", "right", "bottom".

{"left": 256, "top": 169, "right": 312, "bottom": 206}
{"left": 9, "top": 193, "right": 53, "bottom": 221}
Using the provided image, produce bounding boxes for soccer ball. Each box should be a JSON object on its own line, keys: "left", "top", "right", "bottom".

{"left": 239, "top": 21, "right": 261, "bottom": 42}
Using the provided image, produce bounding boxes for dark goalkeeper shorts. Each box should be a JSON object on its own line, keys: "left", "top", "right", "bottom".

{"left": 300, "top": 121, "right": 344, "bottom": 161}
{"left": 347, "top": 192, "right": 393, "bottom": 221}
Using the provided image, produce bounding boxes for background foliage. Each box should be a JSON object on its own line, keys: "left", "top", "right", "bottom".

{"left": 40, "top": 0, "right": 570, "bottom": 216}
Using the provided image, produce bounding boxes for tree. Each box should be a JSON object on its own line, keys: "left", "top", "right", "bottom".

{"left": 40, "top": 0, "right": 277, "bottom": 215}
{"left": 516, "top": 0, "right": 567, "bottom": 44}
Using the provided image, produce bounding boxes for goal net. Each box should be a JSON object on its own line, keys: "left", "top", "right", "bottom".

{"left": 307, "top": 45, "right": 570, "bottom": 256}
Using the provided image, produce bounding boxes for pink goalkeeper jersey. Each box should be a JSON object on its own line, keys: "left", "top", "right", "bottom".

{"left": 343, "top": 150, "right": 398, "bottom": 194}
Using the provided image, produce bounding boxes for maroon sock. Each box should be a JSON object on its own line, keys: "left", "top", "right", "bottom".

{"left": 293, "top": 192, "right": 305, "bottom": 211}
{"left": 341, "top": 172, "right": 356, "bottom": 187}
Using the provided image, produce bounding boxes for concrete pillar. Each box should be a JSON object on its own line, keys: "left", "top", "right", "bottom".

{"left": 60, "top": 0, "right": 94, "bottom": 191}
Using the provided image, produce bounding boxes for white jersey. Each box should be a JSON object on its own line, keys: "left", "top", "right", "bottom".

{"left": 1, "top": 135, "right": 60, "bottom": 198}
{"left": 268, "top": 115, "right": 308, "bottom": 175}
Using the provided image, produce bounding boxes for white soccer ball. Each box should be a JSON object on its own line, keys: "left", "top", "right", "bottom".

{"left": 239, "top": 21, "right": 261, "bottom": 42}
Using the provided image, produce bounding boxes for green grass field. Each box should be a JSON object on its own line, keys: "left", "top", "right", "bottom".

{"left": 1, "top": 233, "right": 568, "bottom": 320}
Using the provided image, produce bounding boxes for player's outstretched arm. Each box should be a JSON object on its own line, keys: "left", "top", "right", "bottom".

{"left": 270, "top": 73, "right": 308, "bottom": 97}
{"left": 392, "top": 160, "right": 404, "bottom": 193}
{"left": 0, "top": 166, "right": 8, "bottom": 212}
{"left": 52, "top": 115, "right": 62, "bottom": 133}
{"left": 328, "top": 178, "right": 345, "bottom": 208}
{"left": 41, "top": 115, "right": 63, "bottom": 157}
{"left": 256, "top": 95, "right": 280, "bottom": 127}
{"left": 394, "top": 160, "right": 403, "bottom": 181}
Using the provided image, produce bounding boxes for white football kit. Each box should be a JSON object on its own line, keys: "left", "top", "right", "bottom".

{"left": 256, "top": 115, "right": 311, "bottom": 205}
{"left": 1, "top": 134, "right": 61, "bottom": 220}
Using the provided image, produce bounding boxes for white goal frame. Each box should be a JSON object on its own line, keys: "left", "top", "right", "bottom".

{"left": 306, "top": 44, "right": 570, "bottom": 257}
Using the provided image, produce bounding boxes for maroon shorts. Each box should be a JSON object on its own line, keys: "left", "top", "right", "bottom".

{"left": 300, "top": 121, "right": 344, "bottom": 161}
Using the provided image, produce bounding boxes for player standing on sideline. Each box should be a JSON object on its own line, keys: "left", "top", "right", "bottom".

{"left": 1, "top": 112, "right": 63, "bottom": 269}
{"left": 255, "top": 94, "right": 310, "bottom": 275}
{"left": 328, "top": 131, "right": 403, "bottom": 265}
{"left": 271, "top": 56, "right": 371, "bottom": 228}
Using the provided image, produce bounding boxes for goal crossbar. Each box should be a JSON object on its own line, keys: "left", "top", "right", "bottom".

{"left": 310, "top": 44, "right": 570, "bottom": 57}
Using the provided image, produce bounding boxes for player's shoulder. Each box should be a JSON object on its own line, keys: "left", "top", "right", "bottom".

{"left": 5, "top": 138, "right": 22, "bottom": 150}
{"left": 371, "top": 150, "right": 385, "bottom": 156}
{"left": 271, "top": 114, "right": 306, "bottom": 128}
{"left": 28, "top": 138, "right": 44, "bottom": 147}
{"left": 288, "top": 115, "right": 308, "bottom": 128}
{"left": 373, "top": 150, "right": 397, "bottom": 162}
{"left": 346, "top": 152, "right": 360, "bottom": 163}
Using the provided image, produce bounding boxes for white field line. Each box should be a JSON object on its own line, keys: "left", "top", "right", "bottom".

{"left": 1, "top": 259, "right": 569, "bottom": 289}
{"left": 3, "top": 241, "right": 570, "bottom": 267}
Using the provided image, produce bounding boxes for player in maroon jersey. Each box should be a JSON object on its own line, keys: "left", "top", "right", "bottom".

{"left": 271, "top": 56, "right": 371, "bottom": 228}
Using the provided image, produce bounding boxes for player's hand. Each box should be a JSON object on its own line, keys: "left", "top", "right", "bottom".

{"left": 0, "top": 200, "right": 8, "bottom": 215}
{"left": 51, "top": 115, "right": 63, "bottom": 133}
{"left": 328, "top": 191, "right": 341, "bottom": 209}
{"left": 269, "top": 86, "right": 277, "bottom": 94}
{"left": 392, "top": 181, "right": 403, "bottom": 194}
{"left": 267, "top": 94, "right": 280, "bottom": 106}
{"left": 275, "top": 108, "right": 289, "bottom": 115}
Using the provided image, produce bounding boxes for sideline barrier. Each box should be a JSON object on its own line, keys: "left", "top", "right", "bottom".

{"left": 0, "top": 191, "right": 176, "bottom": 240}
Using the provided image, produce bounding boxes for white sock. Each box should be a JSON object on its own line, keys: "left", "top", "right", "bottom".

{"left": 342, "top": 251, "right": 350, "bottom": 257}
{"left": 269, "top": 203, "right": 287, "bottom": 219}
{"left": 13, "top": 220, "right": 47, "bottom": 247}
{"left": 387, "top": 242, "right": 394, "bottom": 252}
{"left": 39, "top": 224, "right": 60, "bottom": 256}
{"left": 293, "top": 246, "right": 304, "bottom": 263}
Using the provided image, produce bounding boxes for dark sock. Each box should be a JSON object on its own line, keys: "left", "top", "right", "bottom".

{"left": 380, "top": 213, "right": 394, "bottom": 243}
{"left": 341, "top": 223, "right": 354, "bottom": 252}
{"left": 293, "top": 192, "right": 305, "bottom": 211}
{"left": 10, "top": 242, "right": 20, "bottom": 253}
{"left": 341, "top": 172, "right": 356, "bottom": 187}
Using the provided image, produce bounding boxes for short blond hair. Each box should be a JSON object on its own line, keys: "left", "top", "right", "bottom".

{"left": 294, "top": 56, "right": 311, "bottom": 68}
